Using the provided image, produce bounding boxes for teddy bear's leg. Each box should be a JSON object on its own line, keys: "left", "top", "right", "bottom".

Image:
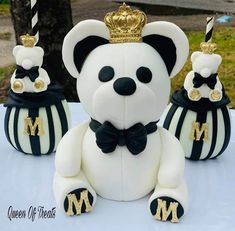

{"left": 188, "top": 87, "right": 201, "bottom": 101}
{"left": 209, "top": 89, "right": 222, "bottom": 102}
{"left": 148, "top": 179, "right": 188, "bottom": 223}
{"left": 149, "top": 127, "right": 188, "bottom": 223}
{"left": 53, "top": 170, "right": 97, "bottom": 216}
{"left": 11, "top": 79, "right": 25, "bottom": 93}
{"left": 33, "top": 77, "right": 47, "bottom": 92}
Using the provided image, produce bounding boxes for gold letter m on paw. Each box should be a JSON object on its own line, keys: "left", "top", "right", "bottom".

{"left": 154, "top": 198, "right": 179, "bottom": 223}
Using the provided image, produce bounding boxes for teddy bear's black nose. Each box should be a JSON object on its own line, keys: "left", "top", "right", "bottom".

{"left": 113, "top": 77, "right": 136, "bottom": 96}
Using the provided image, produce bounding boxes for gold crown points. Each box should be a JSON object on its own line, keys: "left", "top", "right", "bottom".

{"left": 200, "top": 42, "right": 217, "bottom": 54}
{"left": 104, "top": 3, "right": 147, "bottom": 43}
{"left": 20, "top": 34, "right": 36, "bottom": 47}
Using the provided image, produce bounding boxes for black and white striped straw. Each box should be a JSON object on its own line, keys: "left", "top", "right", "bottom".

{"left": 31, "top": 0, "right": 39, "bottom": 45}
{"left": 205, "top": 17, "right": 214, "bottom": 43}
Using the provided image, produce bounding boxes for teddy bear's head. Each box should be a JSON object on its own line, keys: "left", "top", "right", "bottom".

{"left": 13, "top": 45, "right": 44, "bottom": 70}
{"left": 62, "top": 19, "right": 188, "bottom": 129}
{"left": 191, "top": 51, "right": 222, "bottom": 78}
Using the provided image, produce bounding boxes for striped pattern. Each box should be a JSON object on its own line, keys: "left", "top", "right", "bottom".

{"left": 205, "top": 16, "right": 214, "bottom": 43}
{"left": 4, "top": 100, "right": 70, "bottom": 155}
{"left": 31, "top": 0, "right": 39, "bottom": 44}
{"left": 162, "top": 103, "right": 231, "bottom": 160}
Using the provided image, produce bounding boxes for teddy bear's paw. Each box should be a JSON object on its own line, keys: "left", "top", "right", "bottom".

{"left": 63, "top": 188, "right": 94, "bottom": 216}
{"left": 12, "top": 79, "right": 24, "bottom": 93}
{"left": 33, "top": 78, "right": 47, "bottom": 92}
{"left": 188, "top": 88, "right": 201, "bottom": 101}
{"left": 150, "top": 196, "right": 184, "bottom": 223}
{"left": 209, "top": 89, "right": 222, "bottom": 102}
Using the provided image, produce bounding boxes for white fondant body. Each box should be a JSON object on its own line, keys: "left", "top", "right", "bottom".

{"left": 11, "top": 45, "right": 50, "bottom": 93}
{"left": 184, "top": 70, "right": 222, "bottom": 98}
{"left": 54, "top": 123, "right": 187, "bottom": 210}
{"left": 54, "top": 19, "right": 189, "bottom": 217}
{"left": 11, "top": 67, "right": 50, "bottom": 93}
{"left": 184, "top": 51, "right": 223, "bottom": 101}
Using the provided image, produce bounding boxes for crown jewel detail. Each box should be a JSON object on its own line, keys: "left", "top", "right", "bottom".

{"left": 104, "top": 3, "right": 147, "bottom": 43}
{"left": 20, "top": 34, "right": 36, "bottom": 47}
{"left": 200, "top": 42, "right": 217, "bottom": 54}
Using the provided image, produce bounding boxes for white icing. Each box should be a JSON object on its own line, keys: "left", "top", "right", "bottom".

{"left": 51, "top": 105, "right": 63, "bottom": 152}
{"left": 38, "top": 107, "right": 50, "bottom": 154}
{"left": 8, "top": 107, "right": 17, "bottom": 149}
{"left": 200, "top": 110, "right": 213, "bottom": 159}
{"left": 17, "top": 108, "right": 32, "bottom": 154}
{"left": 168, "top": 106, "right": 183, "bottom": 135}
{"left": 211, "top": 108, "right": 225, "bottom": 158}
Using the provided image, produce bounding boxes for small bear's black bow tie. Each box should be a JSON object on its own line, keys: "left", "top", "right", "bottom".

{"left": 15, "top": 65, "right": 39, "bottom": 82}
{"left": 193, "top": 72, "right": 218, "bottom": 89}
{"left": 89, "top": 119, "right": 158, "bottom": 155}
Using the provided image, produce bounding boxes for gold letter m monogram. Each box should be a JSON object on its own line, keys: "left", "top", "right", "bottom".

{"left": 24, "top": 117, "right": 44, "bottom": 136}
{"left": 154, "top": 198, "right": 179, "bottom": 223}
{"left": 66, "top": 190, "right": 93, "bottom": 216}
{"left": 191, "top": 121, "right": 208, "bottom": 141}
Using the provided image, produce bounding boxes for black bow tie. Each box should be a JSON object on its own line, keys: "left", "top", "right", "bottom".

{"left": 15, "top": 65, "right": 39, "bottom": 82}
{"left": 193, "top": 72, "right": 218, "bottom": 89}
{"left": 89, "top": 119, "right": 158, "bottom": 155}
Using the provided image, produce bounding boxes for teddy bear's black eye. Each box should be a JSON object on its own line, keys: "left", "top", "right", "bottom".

{"left": 136, "top": 66, "right": 152, "bottom": 83}
{"left": 98, "top": 66, "right": 115, "bottom": 82}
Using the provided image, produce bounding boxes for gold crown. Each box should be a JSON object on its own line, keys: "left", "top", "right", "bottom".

{"left": 104, "top": 3, "right": 147, "bottom": 43}
{"left": 20, "top": 34, "right": 36, "bottom": 47}
{"left": 200, "top": 42, "right": 217, "bottom": 54}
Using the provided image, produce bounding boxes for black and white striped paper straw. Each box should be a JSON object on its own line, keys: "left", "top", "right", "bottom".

{"left": 31, "top": 0, "right": 39, "bottom": 45}
{"left": 205, "top": 17, "right": 214, "bottom": 43}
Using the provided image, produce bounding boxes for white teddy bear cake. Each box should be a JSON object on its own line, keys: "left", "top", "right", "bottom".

{"left": 11, "top": 34, "right": 50, "bottom": 94}
{"left": 4, "top": 34, "right": 70, "bottom": 155}
{"left": 184, "top": 43, "right": 223, "bottom": 102}
{"left": 160, "top": 40, "right": 231, "bottom": 160}
{"left": 53, "top": 4, "right": 189, "bottom": 222}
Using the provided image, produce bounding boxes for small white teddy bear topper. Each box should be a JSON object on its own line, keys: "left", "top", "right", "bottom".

{"left": 54, "top": 3, "right": 189, "bottom": 222}
{"left": 11, "top": 34, "right": 50, "bottom": 94}
{"left": 184, "top": 42, "right": 223, "bottom": 102}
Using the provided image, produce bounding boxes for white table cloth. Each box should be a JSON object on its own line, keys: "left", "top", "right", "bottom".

{"left": 0, "top": 103, "right": 234, "bottom": 231}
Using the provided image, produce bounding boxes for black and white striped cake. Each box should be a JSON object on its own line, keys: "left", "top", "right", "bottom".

{"left": 4, "top": 84, "right": 70, "bottom": 155}
{"left": 160, "top": 89, "right": 231, "bottom": 160}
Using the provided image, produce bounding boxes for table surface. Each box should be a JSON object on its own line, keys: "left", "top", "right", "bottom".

{"left": 0, "top": 103, "right": 235, "bottom": 231}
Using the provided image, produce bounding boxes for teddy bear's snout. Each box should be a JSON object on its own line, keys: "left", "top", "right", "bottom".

{"left": 113, "top": 77, "right": 136, "bottom": 96}
{"left": 22, "top": 59, "right": 33, "bottom": 70}
{"left": 200, "top": 68, "right": 211, "bottom": 78}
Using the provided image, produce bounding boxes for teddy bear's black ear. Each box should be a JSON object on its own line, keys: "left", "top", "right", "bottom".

{"left": 142, "top": 21, "right": 189, "bottom": 78}
{"left": 62, "top": 20, "right": 109, "bottom": 78}
{"left": 143, "top": 34, "right": 176, "bottom": 76}
{"left": 73, "top": 36, "right": 108, "bottom": 73}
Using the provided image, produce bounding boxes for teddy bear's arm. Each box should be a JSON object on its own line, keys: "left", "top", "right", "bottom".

{"left": 10, "top": 70, "right": 17, "bottom": 83}
{"left": 39, "top": 68, "right": 51, "bottom": 84}
{"left": 157, "top": 127, "right": 185, "bottom": 188}
{"left": 214, "top": 76, "right": 222, "bottom": 89}
{"left": 55, "top": 121, "right": 89, "bottom": 177}
{"left": 183, "top": 71, "right": 194, "bottom": 91}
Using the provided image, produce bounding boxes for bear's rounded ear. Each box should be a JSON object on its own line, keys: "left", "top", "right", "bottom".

{"left": 191, "top": 51, "right": 202, "bottom": 63}
{"left": 13, "top": 45, "right": 22, "bottom": 57}
{"left": 35, "top": 46, "right": 44, "bottom": 57}
{"left": 214, "top": 54, "right": 222, "bottom": 66}
{"left": 62, "top": 20, "right": 109, "bottom": 78}
{"left": 142, "top": 21, "right": 189, "bottom": 78}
